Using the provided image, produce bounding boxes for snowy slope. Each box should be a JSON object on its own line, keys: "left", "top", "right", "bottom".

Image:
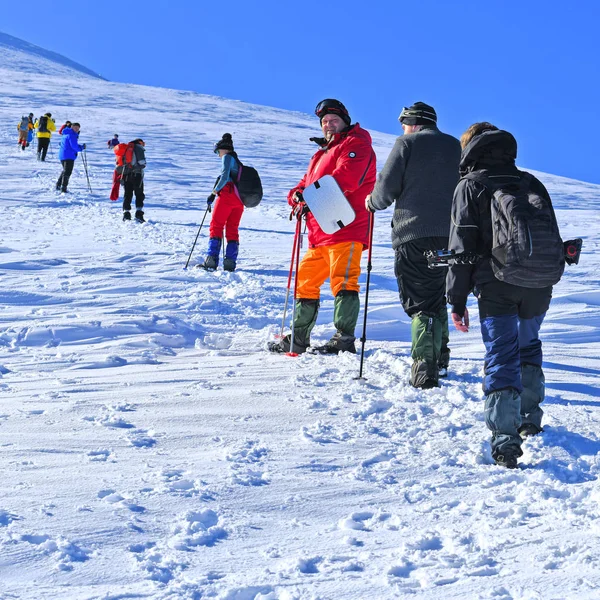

{"left": 1, "top": 42, "right": 600, "bottom": 600}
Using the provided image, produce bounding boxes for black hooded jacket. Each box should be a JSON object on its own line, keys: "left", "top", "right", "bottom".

{"left": 446, "top": 130, "right": 555, "bottom": 314}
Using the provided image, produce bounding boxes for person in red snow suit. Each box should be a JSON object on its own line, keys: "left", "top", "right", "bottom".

{"left": 268, "top": 98, "right": 377, "bottom": 355}
{"left": 58, "top": 121, "right": 72, "bottom": 135}
{"left": 199, "top": 133, "right": 244, "bottom": 272}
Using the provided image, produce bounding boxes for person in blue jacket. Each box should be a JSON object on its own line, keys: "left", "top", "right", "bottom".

{"left": 56, "top": 123, "right": 85, "bottom": 193}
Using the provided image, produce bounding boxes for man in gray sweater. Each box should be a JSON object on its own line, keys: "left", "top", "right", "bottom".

{"left": 367, "top": 102, "right": 461, "bottom": 389}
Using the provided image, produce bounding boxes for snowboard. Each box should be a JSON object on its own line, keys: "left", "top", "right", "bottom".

{"left": 302, "top": 175, "right": 356, "bottom": 234}
{"left": 110, "top": 170, "right": 121, "bottom": 201}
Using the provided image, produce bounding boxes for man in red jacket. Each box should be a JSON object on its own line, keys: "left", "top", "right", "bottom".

{"left": 269, "top": 99, "right": 376, "bottom": 355}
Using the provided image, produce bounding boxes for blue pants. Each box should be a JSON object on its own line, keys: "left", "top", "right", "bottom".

{"left": 480, "top": 313, "right": 545, "bottom": 394}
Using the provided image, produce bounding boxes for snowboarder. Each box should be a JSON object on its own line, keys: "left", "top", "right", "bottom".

{"left": 16, "top": 114, "right": 33, "bottom": 151}
{"left": 117, "top": 139, "right": 146, "bottom": 222}
{"left": 107, "top": 134, "right": 119, "bottom": 149}
{"left": 56, "top": 122, "right": 85, "bottom": 193}
{"left": 34, "top": 112, "right": 56, "bottom": 161}
{"left": 268, "top": 99, "right": 376, "bottom": 355}
{"left": 446, "top": 122, "right": 563, "bottom": 469}
{"left": 198, "top": 133, "right": 244, "bottom": 272}
{"left": 366, "top": 102, "right": 461, "bottom": 389}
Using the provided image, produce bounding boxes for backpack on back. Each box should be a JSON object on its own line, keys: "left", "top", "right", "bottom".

{"left": 114, "top": 142, "right": 137, "bottom": 172}
{"left": 38, "top": 115, "right": 49, "bottom": 133}
{"left": 232, "top": 157, "right": 263, "bottom": 208}
{"left": 464, "top": 171, "right": 565, "bottom": 288}
{"left": 20, "top": 116, "right": 29, "bottom": 131}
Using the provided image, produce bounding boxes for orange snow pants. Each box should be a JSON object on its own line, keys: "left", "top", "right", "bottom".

{"left": 296, "top": 242, "right": 363, "bottom": 299}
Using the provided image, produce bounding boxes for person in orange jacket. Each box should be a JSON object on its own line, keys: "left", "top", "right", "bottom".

{"left": 268, "top": 99, "right": 377, "bottom": 355}
{"left": 16, "top": 114, "right": 34, "bottom": 150}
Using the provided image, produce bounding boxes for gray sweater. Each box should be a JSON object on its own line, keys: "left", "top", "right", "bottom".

{"left": 369, "top": 126, "right": 461, "bottom": 248}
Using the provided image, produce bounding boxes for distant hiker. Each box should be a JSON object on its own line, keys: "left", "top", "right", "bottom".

{"left": 114, "top": 139, "right": 146, "bottom": 222}
{"left": 58, "top": 120, "right": 72, "bottom": 135}
{"left": 17, "top": 114, "right": 33, "bottom": 151}
{"left": 26, "top": 113, "right": 35, "bottom": 146}
{"left": 199, "top": 133, "right": 244, "bottom": 272}
{"left": 34, "top": 112, "right": 56, "bottom": 161}
{"left": 447, "top": 123, "right": 565, "bottom": 469}
{"left": 268, "top": 99, "right": 376, "bottom": 355}
{"left": 366, "top": 102, "right": 461, "bottom": 389}
{"left": 56, "top": 122, "right": 85, "bottom": 193}
{"left": 107, "top": 134, "right": 119, "bottom": 149}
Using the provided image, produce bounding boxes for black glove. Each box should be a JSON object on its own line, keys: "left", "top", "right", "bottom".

{"left": 207, "top": 193, "right": 216, "bottom": 205}
{"left": 82, "top": 143, "right": 86, "bottom": 150}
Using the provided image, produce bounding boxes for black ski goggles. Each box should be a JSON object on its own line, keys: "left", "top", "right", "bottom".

{"left": 315, "top": 99, "right": 349, "bottom": 120}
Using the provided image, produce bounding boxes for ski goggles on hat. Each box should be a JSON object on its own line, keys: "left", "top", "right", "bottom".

{"left": 315, "top": 99, "right": 349, "bottom": 120}
{"left": 398, "top": 106, "right": 437, "bottom": 123}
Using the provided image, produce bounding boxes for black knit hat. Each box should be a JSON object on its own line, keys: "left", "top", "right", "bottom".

{"left": 214, "top": 133, "right": 234, "bottom": 153}
{"left": 399, "top": 102, "right": 437, "bottom": 126}
{"left": 315, "top": 99, "right": 351, "bottom": 127}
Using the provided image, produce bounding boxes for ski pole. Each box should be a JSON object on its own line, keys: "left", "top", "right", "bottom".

{"left": 184, "top": 206, "right": 210, "bottom": 269}
{"left": 278, "top": 218, "right": 301, "bottom": 339}
{"left": 355, "top": 212, "right": 375, "bottom": 380}
{"left": 286, "top": 215, "right": 303, "bottom": 357}
{"left": 82, "top": 149, "right": 92, "bottom": 193}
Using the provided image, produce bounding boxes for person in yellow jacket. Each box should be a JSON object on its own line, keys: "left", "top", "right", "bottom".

{"left": 16, "top": 114, "right": 34, "bottom": 151}
{"left": 34, "top": 112, "right": 56, "bottom": 161}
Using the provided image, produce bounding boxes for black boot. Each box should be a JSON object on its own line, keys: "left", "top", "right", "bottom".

{"left": 134, "top": 210, "right": 145, "bottom": 223}
{"left": 123, "top": 211, "right": 131, "bottom": 221}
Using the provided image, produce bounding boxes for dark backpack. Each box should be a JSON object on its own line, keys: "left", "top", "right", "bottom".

{"left": 464, "top": 171, "right": 565, "bottom": 288}
{"left": 38, "top": 115, "right": 49, "bottom": 133}
{"left": 232, "top": 157, "right": 263, "bottom": 208}
{"left": 19, "top": 116, "right": 29, "bottom": 131}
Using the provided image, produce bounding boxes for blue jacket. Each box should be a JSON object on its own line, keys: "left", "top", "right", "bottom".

{"left": 59, "top": 127, "right": 84, "bottom": 161}
{"left": 214, "top": 153, "right": 239, "bottom": 193}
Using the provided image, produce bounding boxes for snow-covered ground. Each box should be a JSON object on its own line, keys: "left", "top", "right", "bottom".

{"left": 1, "top": 41, "right": 600, "bottom": 600}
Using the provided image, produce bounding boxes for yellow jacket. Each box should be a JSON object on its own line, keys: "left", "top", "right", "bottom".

{"left": 34, "top": 116, "right": 56, "bottom": 138}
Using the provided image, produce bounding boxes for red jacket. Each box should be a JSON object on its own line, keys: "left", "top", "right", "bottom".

{"left": 288, "top": 123, "right": 376, "bottom": 248}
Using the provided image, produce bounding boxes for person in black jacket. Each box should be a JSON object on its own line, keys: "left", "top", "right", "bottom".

{"left": 367, "top": 102, "right": 461, "bottom": 389}
{"left": 446, "top": 122, "right": 558, "bottom": 469}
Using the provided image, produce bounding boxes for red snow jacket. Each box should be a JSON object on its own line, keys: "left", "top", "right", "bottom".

{"left": 288, "top": 124, "right": 376, "bottom": 248}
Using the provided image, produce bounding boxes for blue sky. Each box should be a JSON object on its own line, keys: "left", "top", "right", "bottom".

{"left": 3, "top": 0, "right": 599, "bottom": 183}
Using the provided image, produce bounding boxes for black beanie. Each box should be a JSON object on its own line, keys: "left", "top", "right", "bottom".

{"left": 399, "top": 102, "right": 437, "bottom": 126}
{"left": 214, "top": 133, "right": 234, "bottom": 153}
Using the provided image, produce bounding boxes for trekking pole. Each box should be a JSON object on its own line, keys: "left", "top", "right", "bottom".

{"left": 184, "top": 206, "right": 210, "bottom": 269}
{"left": 278, "top": 218, "right": 301, "bottom": 339}
{"left": 355, "top": 212, "right": 375, "bottom": 380}
{"left": 49, "top": 140, "right": 54, "bottom": 158}
{"left": 82, "top": 149, "right": 92, "bottom": 193}
{"left": 286, "top": 214, "right": 304, "bottom": 357}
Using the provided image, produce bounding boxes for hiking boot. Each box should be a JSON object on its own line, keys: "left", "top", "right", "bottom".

{"left": 223, "top": 258, "right": 236, "bottom": 272}
{"left": 518, "top": 423, "right": 543, "bottom": 439}
{"left": 494, "top": 453, "right": 519, "bottom": 469}
{"left": 199, "top": 255, "right": 218, "bottom": 271}
{"left": 311, "top": 331, "right": 356, "bottom": 355}
{"left": 123, "top": 211, "right": 131, "bottom": 221}
{"left": 267, "top": 334, "right": 307, "bottom": 355}
{"left": 411, "top": 360, "right": 439, "bottom": 389}
{"left": 134, "top": 210, "right": 145, "bottom": 223}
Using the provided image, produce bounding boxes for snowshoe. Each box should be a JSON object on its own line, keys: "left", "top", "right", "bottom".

{"left": 267, "top": 335, "right": 307, "bottom": 355}
{"left": 134, "top": 210, "right": 145, "bottom": 223}
{"left": 494, "top": 453, "right": 519, "bottom": 469}
{"left": 198, "top": 255, "right": 218, "bottom": 271}
{"left": 123, "top": 211, "right": 131, "bottom": 221}
{"left": 518, "top": 423, "right": 543, "bottom": 439}
{"left": 310, "top": 331, "right": 356, "bottom": 355}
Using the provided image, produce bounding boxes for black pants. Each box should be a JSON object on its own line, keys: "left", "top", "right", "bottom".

{"left": 394, "top": 237, "right": 448, "bottom": 316}
{"left": 122, "top": 173, "right": 145, "bottom": 211}
{"left": 56, "top": 160, "right": 75, "bottom": 192}
{"left": 37, "top": 138, "right": 50, "bottom": 161}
